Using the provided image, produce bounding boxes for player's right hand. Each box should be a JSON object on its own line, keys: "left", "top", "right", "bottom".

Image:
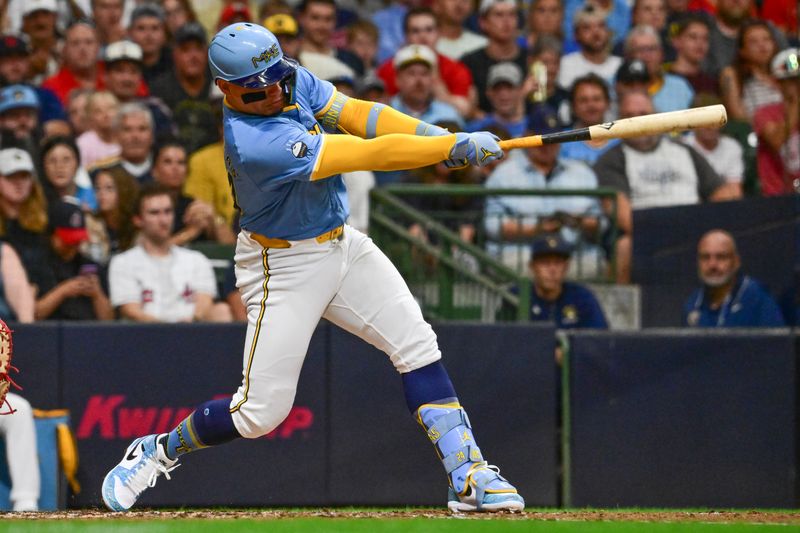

{"left": 447, "top": 131, "right": 504, "bottom": 168}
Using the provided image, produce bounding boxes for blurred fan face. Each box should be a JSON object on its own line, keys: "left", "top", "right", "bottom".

{"left": 529, "top": 0, "right": 562, "bottom": 36}
{"left": 0, "top": 107, "right": 37, "bottom": 140}
{"left": 698, "top": 232, "right": 740, "bottom": 288}
{"left": 152, "top": 146, "right": 188, "bottom": 189}
{"left": 480, "top": 3, "right": 518, "bottom": 41}
{"left": 739, "top": 25, "right": 776, "bottom": 70}
{"left": 572, "top": 82, "right": 608, "bottom": 126}
{"left": 92, "top": 0, "right": 124, "bottom": 30}
{"left": 531, "top": 254, "right": 569, "bottom": 295}
{"left": 106, "top": 61, "right": 142, "bottom": 101}
{"left": 174, "top": 40, "right": 207, "bottom": 78}
{"left": 619, "top": 92, "right": 659, "bottom": 151}
{"left": 672, "top": 22, "right": 709, "bottom": 65}
{"left": 633, "top": 0, "right": 667, "bottom": 30}
{"left": 406, "top": 14, "right": 438, "bottom": 49}
{"left": 63, "top": 23, "right": 99, "bottom": 71}
{"left": 0, "top": 54, "right": 30, "bottom": 83}
{"left": 94, "top": 171, "right": 118, "bottom": 213}
{"left": 300, "top": 2, "right": 336, "bottom": 48}
{"left": 163, "top": 0, "right": 190, "bottom": 35}
{"left": 575, "top": 18, "right": 609, "bottom": 54}
{"left": 118, "top": 112, "right": 153, "bottom": 163}
{"left": 136, "top": 194, "right": 174, "bottom": 244}
{"left": 43, "top": 144, "right": 79, "bottom": 192}
{"left": 129, "top": 16, "right": 166, "bottom": 57}
{"left": 396, "top": 63, "right": 434, "bottom": 107}
{"left": 487, "top": 81, "right": 521, "bottom": 117}
{"left": 0, "top": 171, "right": 33, "bottom": 205}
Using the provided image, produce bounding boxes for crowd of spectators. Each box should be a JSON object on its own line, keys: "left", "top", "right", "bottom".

{"left": 0, "top": 0, "right": 794, "bottom": 328}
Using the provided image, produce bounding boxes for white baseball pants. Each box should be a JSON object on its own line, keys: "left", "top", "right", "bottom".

{"left": 1, "top": 393, "right": 39, "bottom": 510}
{"left": 230, "top": 225, "right": 441, "bottom": 439}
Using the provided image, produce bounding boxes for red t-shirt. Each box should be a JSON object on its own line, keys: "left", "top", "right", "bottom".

{"left": 41, "top": 62, "right": 149, "bottom": 106}
{"left": 753, "top": 101, "right": 800, "bottom": 196}
{"left": 376, "top": 52, "right": 473, "bottom": 97}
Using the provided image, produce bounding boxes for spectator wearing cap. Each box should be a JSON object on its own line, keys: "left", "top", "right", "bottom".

{"left": 484, "top": 106, "right": 605, "bottom": 277}
{"left": 432, "top": 0, "right": 487, "bottom": 60}
{"left": 149, "top": 22, "right": 218, "bottom": 154}
{"left": 0, "top": 33, "right": 66, "bottom": 125}
{"left": 750, "top": 48, "right": 800, "bottom": 196}
{"left": 593, "top": 91, "right": 734, "bottom": 283}
{"left": 561, "top": 0, "right": 631, "bottom": 54}
{"left": 264, "top": 13, "right": 301, "bottom": 59}
{"left": 102, "top": 39, "right": 175, "bottom": 140}
{"left": 0, "top": 85, "right": 42, "bottom": 157}
{"left": 526, "top": 234, "right": 608, "bottom": 329}
{"left": 377, "top": 7, "right": 476, "bottom": 118}
{"left": 33, "top": 199, "right": 113, "bottom": 320}
{"left": 624, "top": 25, "right": 694, "bottom": 113}
{"left": 217, "top": 2, "right": 252, "bottom": 30}
{"left": 128, "top": 3, "right": 173, "bottom": 87}
{"left": 613, "top": 58, "right": 652, "bottom": 107}
{"left": 92, "top": 102, "right": 154, "bottom": 184}
{"left": 391, "top": 44, "right": 464, "bottom": 128}
{"left": 20, "top": 0, "right": 60, "bottom": 82}
{"left": 560, "top": 74, "right": 619, "bottom": 165}
{"left": 298, "top": 0, "right": 364, "bottom": 77}
{"left": 557, "top": 4, "right": 622, "bottom": 92}
{"left": 466, "top": 62, "right": 527, "bottom": 138}
{"left": 683, "top": 229, "right": 785, "bottom": 328}
{"left": 41, "top": 21, "right": 102, "bottom": 107}
{"left": 358, "top": 72, "right": 387, "bottom": 102}
{"left": 40, "top": 135, "right": 97, "bottom": 211}
{"left": 667, "top": 13, "right": 718, "bottom": 95}
{"left": 462, "top": 0, "right": 526, "bottom": 114}
{"left": 683, "top": 93, "right": 744, "bottom": 197}
{"left": 92, "top": 0, "right": 126, "bottom": 46}
{"left": 0, "top": 147, "right": 50, "bottom": 287}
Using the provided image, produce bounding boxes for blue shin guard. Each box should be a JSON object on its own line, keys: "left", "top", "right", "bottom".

{"left": 416, "top": 400, "right": 524, "bottom": 512}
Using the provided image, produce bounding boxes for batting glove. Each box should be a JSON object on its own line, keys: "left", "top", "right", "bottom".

{"left": 447, "top": 132, "right": 504, "bottom": 168}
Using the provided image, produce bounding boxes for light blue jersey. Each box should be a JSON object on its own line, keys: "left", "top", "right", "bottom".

{"left": 223, "top": 67, "right": 349, "bottom": 240}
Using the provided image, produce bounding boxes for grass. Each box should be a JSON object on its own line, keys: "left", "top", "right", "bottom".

{"left": 2, "top": 509, "right": 800, "bottom": 533}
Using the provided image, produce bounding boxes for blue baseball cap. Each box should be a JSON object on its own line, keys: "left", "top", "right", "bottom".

{"left": 531, "top": 234, "right": 572, "bottom": 259}
{"left": 528, "top": 105, "right": 563, "bottom": 135}
{"left": 0, "top": 84, "right": 39, "bottom": 114}
{"left": 209, "top": 23, "right": 297, "bottom": 88}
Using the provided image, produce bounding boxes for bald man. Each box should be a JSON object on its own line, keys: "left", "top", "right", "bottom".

{"left": 682, "top": 229, "right": 786, "bottom": 327}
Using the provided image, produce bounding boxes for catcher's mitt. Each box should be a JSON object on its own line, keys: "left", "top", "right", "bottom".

{"left": 0, "top": 318, "right": 19, "bottom": 415}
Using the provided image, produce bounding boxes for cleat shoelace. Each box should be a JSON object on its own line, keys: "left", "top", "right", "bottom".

{"left": 124, "top": 453, "right": 180, "bottom": 497}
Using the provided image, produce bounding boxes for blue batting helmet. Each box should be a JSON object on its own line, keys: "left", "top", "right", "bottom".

{"left": 209, "top": 23, "right": 297, "bottom": 88}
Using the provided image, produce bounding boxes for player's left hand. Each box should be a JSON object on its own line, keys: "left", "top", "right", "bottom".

{"left": 447, "top": 131, "right": 504, "bottom": 168}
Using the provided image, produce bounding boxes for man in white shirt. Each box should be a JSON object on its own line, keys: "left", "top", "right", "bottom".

{"left": 432, "top": 0, "right": 487, "bottom": 59}
{"left": 109, "top": 183, "right": 230, "bottom": 322}
{"left": 557, "top": 4, "right": 622, "bottom": 91}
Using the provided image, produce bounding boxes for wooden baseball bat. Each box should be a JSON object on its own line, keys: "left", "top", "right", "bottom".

{"left": 498, "top": 104, "right": 728, "bottom": 150}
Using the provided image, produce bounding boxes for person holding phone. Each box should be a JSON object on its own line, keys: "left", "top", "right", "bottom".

{"left": 32, "top": 200, "right": 113, "bottom": 320}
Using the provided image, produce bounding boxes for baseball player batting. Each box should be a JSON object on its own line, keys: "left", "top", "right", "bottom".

{"left": 102, "top": 23, "right": 523, "bottom": 513}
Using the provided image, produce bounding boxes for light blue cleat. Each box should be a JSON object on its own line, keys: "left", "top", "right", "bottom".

{"left": 416, "top": 401, "right": 525, "bottom": 513}
{"left": 102, "top": 434, "right": 179, "bottom": 512}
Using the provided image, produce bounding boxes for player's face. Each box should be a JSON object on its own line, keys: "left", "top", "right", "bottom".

{"left": 572, "top": 83, "right": 608, "bottom": 125}
{"left": 137, "top": 194, "right": 175, "bottom": 244}
{"left": 531, "top": 254, "right": 569, "bottom": 294}
{"left": 219, "top": 80, "right": 286, "bottom": 116}
{"left": 94, "top": 171, "right": 118, "bottom": 213}
{"left": 697, "top": 233, "right": 740, "bottom": 288}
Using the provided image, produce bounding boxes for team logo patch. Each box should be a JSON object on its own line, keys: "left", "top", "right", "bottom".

{"left": 291, "top": 141, "right": 308, "bottom": 158}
